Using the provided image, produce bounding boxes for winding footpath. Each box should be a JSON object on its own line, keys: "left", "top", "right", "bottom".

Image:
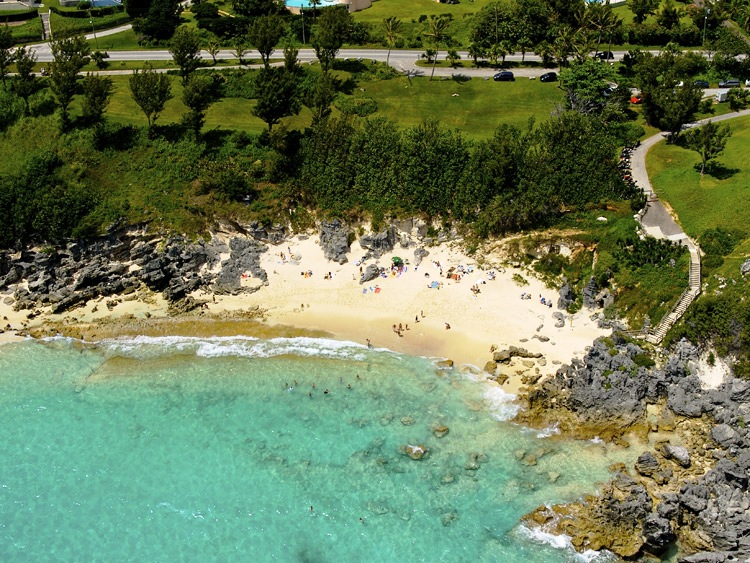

{"left": 631, "top": 108, "right": 750, "bottom": 344}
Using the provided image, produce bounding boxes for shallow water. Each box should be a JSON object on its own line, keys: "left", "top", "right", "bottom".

{"left": 0, "top": 336, "right": 632, "bottom": 562}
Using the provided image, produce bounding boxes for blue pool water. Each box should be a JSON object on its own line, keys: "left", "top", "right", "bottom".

{"left": 285, "top": 0, "right": 341, "bottom": 9}
{"left": 90, "top": 0, "right": 122, "bottom": 7}
{"left": 0, "top": 335, "right": 632, "bottom": 561}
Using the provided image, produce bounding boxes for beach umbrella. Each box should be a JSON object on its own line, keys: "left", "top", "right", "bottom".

{"left": 391, "top": 256, "right": 403, "bottom": 265}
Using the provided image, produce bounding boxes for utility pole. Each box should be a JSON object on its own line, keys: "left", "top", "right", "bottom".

{"left": 703, "top": 8, "right": 710, "bottom": 47}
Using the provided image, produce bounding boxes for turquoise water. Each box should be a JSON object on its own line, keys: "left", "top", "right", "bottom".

{"left": 285, "top": 0, "right": 340, "bottom": 9}
{"left": 0, "top": 336, "right": 630, "bottom": 562}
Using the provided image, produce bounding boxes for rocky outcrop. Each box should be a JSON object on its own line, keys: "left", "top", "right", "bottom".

{"left": 319, "top": 220, "right": 350, "bottom": 264}
{"left": 516, "top": 336, "right": 750, "bottom": 561}
{"left": 359, "top": 264, "right": 380, "bottom": 285}
{"left": 359, "top": 227, "right": 397, "bottom": 259}
{"left": 0, "top": 229, "right": 269, "bottom": 315}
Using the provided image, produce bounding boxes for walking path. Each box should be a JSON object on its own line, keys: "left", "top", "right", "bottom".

{"left": 631, "top": 108, "right": 750, "bottom": 344}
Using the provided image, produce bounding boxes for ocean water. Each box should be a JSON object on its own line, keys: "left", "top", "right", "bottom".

{"left": 0, "top": 336, "right": 633, "bottom": 562}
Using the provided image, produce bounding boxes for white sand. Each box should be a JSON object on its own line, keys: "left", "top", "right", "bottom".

{"left": 0, "top": 234, "right": 607, "bottom": 383}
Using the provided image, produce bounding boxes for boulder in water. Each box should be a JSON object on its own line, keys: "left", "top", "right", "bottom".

{"left": 403, "top": 444, "right": 429, "bottom": 460}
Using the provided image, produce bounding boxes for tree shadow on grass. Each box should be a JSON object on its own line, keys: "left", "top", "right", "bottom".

{"left": 450, "top": 74, "right": 471, "bottom": 85}
{"left": 699, "top": 162, "right": 740, "bottom": 180}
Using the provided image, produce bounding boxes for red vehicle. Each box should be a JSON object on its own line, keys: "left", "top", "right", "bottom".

{"left": 631, "top": 94, "right": 643, "bottom": 104}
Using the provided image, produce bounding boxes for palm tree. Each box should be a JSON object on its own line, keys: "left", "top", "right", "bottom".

{"left": 586, "top": 3, "right": 621, "bottom": 54}
{"left": 382, "top": 16, "right": 402, "bottom": 67}
{"left": 424, "top": 15, "right": 450, "bottom": 81}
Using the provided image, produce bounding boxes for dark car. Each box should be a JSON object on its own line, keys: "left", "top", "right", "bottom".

{"left": 539, "top": 72, "right": 557, "bottom": 83}
{"left": 595, "top": 51, "right": 615, "bottom": 61}
{"left": 694, "top": 80, "right": 709, "bottom": 89}
{"left": 493, "top": 71, "right": 515, "bottom": 82}
{"left": 718, "top": 78, "right": 740, "bottom": 88}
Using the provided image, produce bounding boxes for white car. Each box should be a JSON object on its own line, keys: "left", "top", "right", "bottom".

{"left": 746, "top": 79, "right": 750, "bottom": 87}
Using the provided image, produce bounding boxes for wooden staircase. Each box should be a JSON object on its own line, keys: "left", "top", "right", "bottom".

{"left": 644, "top": 242, "right": 701, "bottom": 345}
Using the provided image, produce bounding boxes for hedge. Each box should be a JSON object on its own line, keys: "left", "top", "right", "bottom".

{"left": 0, "top": 8, "right": 39, "bottom": 22}
{"left": 49, "top": 5, "right": 123, "bottom": 18}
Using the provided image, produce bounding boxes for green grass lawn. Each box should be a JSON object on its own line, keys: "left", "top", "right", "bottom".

{"left": 647, "top": 114, "right": 750, "bottom": 239}
{"left": 350, "top": 74, "right": 563, "bottom": 138}
{"left": 65, "top": 70, "right": 562, "bottom": 139}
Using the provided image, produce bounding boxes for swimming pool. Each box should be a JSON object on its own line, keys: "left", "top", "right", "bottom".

{"left": 285, "top": 0, "right": 341, "bottom": 8}
{"left": 90, "top": 0, "right": 122, "bottom": 7}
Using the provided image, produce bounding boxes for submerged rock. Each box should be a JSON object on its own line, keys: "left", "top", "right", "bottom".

{"left": 402, "top": 444, "right": 428, "bottom": 461}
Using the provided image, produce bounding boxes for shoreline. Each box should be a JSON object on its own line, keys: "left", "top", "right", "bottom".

{"left": 1, "top": 233, "right": 608, "bottom": 394}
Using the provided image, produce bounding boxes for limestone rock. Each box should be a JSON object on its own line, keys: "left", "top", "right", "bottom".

{"left": 635, "top": 451, "right": 660, "bottom": 476}
{"left": 359, "top": 227, "right": 396, "bottom": 259}
{"left": 403, "top": 444, "right": 428, "bottom": 460}
{"left": 432, "top": 425, "right": 449, "bottom": 438}
{"left": 642, "top": 513, "right": 675, "bottom": 553}
{"left": 319, "top": 219, "right": 350, "bottom": 264}
{"left": 359, "top": 264, "right": 380, "bottom": 285}
{"left": 661, "top": 444, "right": 691, "bottom": 468}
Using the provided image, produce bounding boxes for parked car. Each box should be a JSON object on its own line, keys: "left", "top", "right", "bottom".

{"left": 595, "top": 51, "right": 615, "bottom": 61}
{"left": 718, "top": 78, "right": 740, "bottom": 88}
{"left": 630, "top": 94, "right": 643, "bottom": 104}
{"left": 493, "top": 71, "right": 515, "bottom": 82}
{"left": 539, "top": 72, "right": 557, "bottom": 82}
{"left": 694, "top": 80, "right": 709, "bottom": 89}
{"left": 746, "top": 79, "right": 750, "bottom": 87}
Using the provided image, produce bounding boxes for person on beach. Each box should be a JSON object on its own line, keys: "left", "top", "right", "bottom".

{"left": 415, "top": 315, "right": 419, "bottom": 323}
{"left": 445, "top": 323, "right": 451, "bottom": 330}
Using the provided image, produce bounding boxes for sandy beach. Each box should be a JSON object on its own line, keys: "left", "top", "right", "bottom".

{"left": 0, "top": 233, "right": 608, "bottom": 389}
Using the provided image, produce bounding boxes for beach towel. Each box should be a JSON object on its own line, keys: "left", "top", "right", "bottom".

{"left": 374, "top": 287, "right": 381, "bottom": 294}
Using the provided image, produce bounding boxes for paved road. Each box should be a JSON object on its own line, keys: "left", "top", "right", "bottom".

{"left": 632, "top": 108, "right": 750, "bottom": 242}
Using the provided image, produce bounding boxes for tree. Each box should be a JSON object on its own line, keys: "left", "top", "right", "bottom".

{"left": 382, "top": 16, "right": 402, "bottom": 67}
{"left": 91, "top": 50, "right": 110, "bottom": 70}
{"left": 49, "top": 35, "right": 91, "bottom": 126}
{"left": 182, "top": 74, "right": 218, "bottom": 139}
{"left": 560, "top": 58, "right": 621, "bottom": 114}
{"left": 129, "top": 64, "right": 173, "bottom": 131}
{"left": 727, "top": 87, "right": 750, "bottom": 112}
{"left": 424, "top": 15, "right": 450, "bottom": 81}
{"left": 205, "top": 40, "right": 221, "bottom": 65}
{"left": 252, "top": 66, "right": 300, "bottom": 131}
{"left": 169, "top": 27, "right": 201, "bottom": 85}
{"left": 446, "top": 49, "right": 461, "bottom": 68}
{"left": 683, "top": 120, "right": 732, "bottom": 175}
{"left": 657, "top": 0, "right": 680, "bottom": 30}
{"left": 645, "top": 82, "right": 702, "bottom": 140}
{"left": 232, "top": 37, "right": 248, "bottom": 66}
{"left": 136, "top": 0, "right": 181, "bottom": 40}
{"left": 627, "top": 0, "right": 659, "bottom": 24}
{"left": 247, "top": 14, "right": 285, "bottom": 70}
{"left": 231, "top": 0, "right": 283, "bottom": 18}
{"left": 312, "top": 6, "right": 351, "bottom": 72}
{"left": 303, "top": 70, "right": 336, "bottom": 123}
{"left": 82, "top": 73, "right": 113, "bottom": 125}
{"left": 12, "top": 47, "right": 36, "bottom": 115}
{"left": 0, "top": 24, "right": 13, "bottom": 90}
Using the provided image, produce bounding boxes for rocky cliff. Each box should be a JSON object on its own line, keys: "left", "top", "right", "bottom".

{"left": 517, "top": 336, "right": 750, "bottom": 561}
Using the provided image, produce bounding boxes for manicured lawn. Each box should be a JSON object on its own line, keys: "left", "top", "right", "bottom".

{"left": 353, "top": 0, "right": 496, "bottom": 24}
{"left": 70, "top": 71, "right": 562, "bottom": 139}
{"left": 350, "top": 74, "right": 563, "bottom": 138}
{"left": 646, "top": 114, "right": 750, "bottom": 239}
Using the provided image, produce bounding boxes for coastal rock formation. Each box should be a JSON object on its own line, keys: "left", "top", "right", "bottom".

{"left": 0, "top": 229, "right": 269, "bottom": 314}
{"left": 516, "top": 335, "right": 750, "bottom": 561}
{"left": 402, "top": 444, "right": 428, "bottom": 460}
{"left": 359, "top": 264, "right": 380, "bottom": 285}
{"left": 319, "top": 219, "right": 350, "bottom": 264}
{"left": 359, "top": 227, "right": 397, "bottom": 258}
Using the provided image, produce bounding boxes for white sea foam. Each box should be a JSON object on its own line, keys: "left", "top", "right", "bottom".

{"left": 537, "top": 423, "right": 561, "bottom": 438}
{"left": 516, "top": 525, "right": 618, "bottom": 562}
{"left": 482, "top": 385, "right": 519, "bottom": 421}
{"left": 94, "top": 334, "right": 372, "bottom": 361}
